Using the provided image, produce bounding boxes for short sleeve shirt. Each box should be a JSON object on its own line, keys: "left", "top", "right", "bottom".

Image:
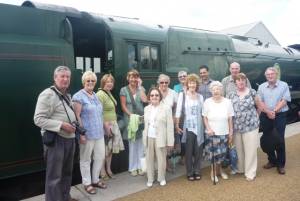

{"left": 202, "top": 98, "right": 234, "bottom": 135}
{"left": 72, "top": 89, "right": 104, "bottom": 140}
{"left": 257, "top": 80, "right": 291, "bottom": 112}
{"left": 161, "top": 88, "right": 178, "bottom": 109}
{"left": 96, "top": 89, "right": 117, "bottom": 121}
{"left": 228, "top": 89, "right": 259, "bottom": 134}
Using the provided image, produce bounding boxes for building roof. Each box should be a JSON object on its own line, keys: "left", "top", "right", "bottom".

{"left": 220, "top": 21, "right": 280, "bottom": 46}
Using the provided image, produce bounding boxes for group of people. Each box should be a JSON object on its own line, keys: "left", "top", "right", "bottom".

{"left": 34, "top": 61, "right": 291, "bottom": 201}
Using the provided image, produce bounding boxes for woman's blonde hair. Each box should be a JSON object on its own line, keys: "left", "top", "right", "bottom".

{"left": 82, "top": 71, "right": 97, "bottom": 85}
{"left": 234, "top": 73, "right": 247, "bottom": 82}
{"left": 100, "top": 74, "right": 115, "bottom": 88}
{"left": 185, "top": 73, "right": 200, "bottom": 91}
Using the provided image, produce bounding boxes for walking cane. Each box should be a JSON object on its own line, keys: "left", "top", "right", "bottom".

{"left": 211, "top": 136, "right": 216, "bottom": 185}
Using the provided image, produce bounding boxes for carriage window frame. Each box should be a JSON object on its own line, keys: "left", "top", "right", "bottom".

{"left": 127, "top": 41, "right": 161, "bottom": 72}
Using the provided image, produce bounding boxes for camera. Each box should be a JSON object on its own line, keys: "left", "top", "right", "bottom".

{"left": 73, "top": 121, "right": 86, "bottom": 135}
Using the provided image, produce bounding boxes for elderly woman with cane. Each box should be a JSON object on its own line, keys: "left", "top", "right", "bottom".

{"left": 202, "top": 81, "right": 234, "bottom": 183}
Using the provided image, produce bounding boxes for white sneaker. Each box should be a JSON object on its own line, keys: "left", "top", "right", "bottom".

{"left": 246, "top": 177, "right": 255, "bottom": 182}
{"left": 160, "top": 180, "right": 166, "bottom": 186}
{"left": 220, "top": 172, "right": 229, "bottom": 180}
{"left": 211, "top": 175, "right": 219, "bottom": 183}
{"left": 146, "top": 182, "right": 153, "bottom": 187}
{"left": 230, "top": 170, "right": 237, "bottom": 175}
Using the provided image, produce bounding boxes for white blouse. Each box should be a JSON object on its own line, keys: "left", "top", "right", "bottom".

{"left": 202, "top": 98, "right": 234, "bottom": 135}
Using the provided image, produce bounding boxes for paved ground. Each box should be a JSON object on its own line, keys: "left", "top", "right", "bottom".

{"left": 24, "top": 122, "right": 300, "bottom": 201}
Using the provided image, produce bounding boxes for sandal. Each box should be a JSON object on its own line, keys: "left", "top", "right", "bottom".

{"left": 92, "top": 181, "right": 107, "bottom": 189}
{"left": 84, "top": 185, "right": 97, "bottom": 194}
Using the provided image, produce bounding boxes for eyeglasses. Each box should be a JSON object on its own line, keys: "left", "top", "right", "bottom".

{"left": 86, "top": 80, "right": 96, "bottom": 83}
{"left": 159, "top": 81, "right": 169, "bottom": 84}
{"left": 150, "top": 94, "right": 159, "bottom": 97}
{"left": 178, "top": 75, "right": 187, "bottom": 78}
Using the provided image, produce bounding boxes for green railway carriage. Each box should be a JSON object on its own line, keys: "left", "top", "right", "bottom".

{"left": 0, "top": 1, "right": 300, "bottom": 181}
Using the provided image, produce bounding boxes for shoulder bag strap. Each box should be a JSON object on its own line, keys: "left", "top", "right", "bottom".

{"left": 50, "top": 87, "right": 73, "bottom": 123}
{"left": 181, "top": 92, "right": 185, "bottom": 118}
{"left": 126, "top": 86, "right": 137, "bottom": 114}
{"left": 99, "top": 88, "right": 117, "bottom": 108}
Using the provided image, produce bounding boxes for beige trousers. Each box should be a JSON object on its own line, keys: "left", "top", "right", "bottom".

{"left": 234, "top": 128, "right": 259, "bottom": 179}
{"left": 146, "top": 137, "right": 167, "bottom": 183}
{"left": 80, "top": 138, "right": 105, "bottom": 186}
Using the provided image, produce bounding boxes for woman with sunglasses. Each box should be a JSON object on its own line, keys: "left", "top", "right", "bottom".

{"left": 72, "top": 71, "right": 106, "bottom": 194}
{"left": 143, "top": 87, "right": 174, "bottom": 187}
{"left": 157, "top": 74, "right": 178, "bottom": 171}
{"left": 173, "top": 71, "right": 187, "bottom": 93}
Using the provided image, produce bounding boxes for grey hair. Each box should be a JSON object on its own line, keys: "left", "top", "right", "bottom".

{"left": 265, "top": 67, "right": 278, "bottom": 75}
{"left": 209, "top": 81, "right": 223, "bottom": 93}
{"left": 230, "top": 62, "right": 240, "bottom": 69}
{"left": 54, "top": 66, "right": 71, "bottom": 77}
{"left": 157, "top": 74, "right": 170, "bottom": 84}
{"left": 178, "top": 71, "right": 187, "bottom": 77}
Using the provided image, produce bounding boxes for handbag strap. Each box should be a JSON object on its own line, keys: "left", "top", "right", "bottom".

{"left": 99, "top": 88, "right": 117, "bottom": 108}
{"left": 181, "top": 92, "right": 186, "bottom": 118}
{"left": 126, "top": 86, "right": 143, "bottom": 115}
{"left": 50, "top": 86, "right": 73, "bottom": 124}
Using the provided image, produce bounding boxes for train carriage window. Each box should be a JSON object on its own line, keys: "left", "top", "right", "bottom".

{"left": 140, "top": 45, "right": 151, "bottom": 70}
{"left": 151, "top": 46, "right": 159, "bottom": 70}
{"left": 127, "top": 41, "right": 161, "bottom": 71}
{"left": 128, "top": 44, "right": 137, "bottom": 69}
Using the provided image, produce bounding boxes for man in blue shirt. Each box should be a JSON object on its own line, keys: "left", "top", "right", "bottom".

{"left": 258, "top": 67, "right": 291, "bottom": 175}
{"left": 198, "top": 65, "right": 213, "bottom": 100}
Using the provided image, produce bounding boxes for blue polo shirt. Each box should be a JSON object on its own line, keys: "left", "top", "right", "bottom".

{"left": 257, "top": 80, "right": 291, "bottom": 113}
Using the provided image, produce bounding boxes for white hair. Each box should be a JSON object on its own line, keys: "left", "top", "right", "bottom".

{"left": 209, "top": 81, "right": 223, "bottom": 92}
{"left": 157, "top": 74, "right": 170, "bottom": 84}
{"left": 178, "top": 71, "right": 187, "bottom": 77}
{"left": 265, "top": 67, "right": 278, "bottom": 75}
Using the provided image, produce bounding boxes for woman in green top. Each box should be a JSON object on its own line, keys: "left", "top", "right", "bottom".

{"left": 96, "top": 74, "right": 124, "bottom": 179}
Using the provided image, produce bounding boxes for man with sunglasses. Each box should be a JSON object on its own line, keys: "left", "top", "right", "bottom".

{"left": 173, "top": 71, "right": 187, "bottom": 93}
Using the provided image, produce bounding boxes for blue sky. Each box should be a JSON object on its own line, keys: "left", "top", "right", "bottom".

{"left": 1, "top": 0, "right": 299, "bottom": 46}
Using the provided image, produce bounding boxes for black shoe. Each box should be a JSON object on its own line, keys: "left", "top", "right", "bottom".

{"left": 277, "top": 167, "right": 286, "bottom": 175}
{"left": 263, "top": 162, "right": 276, "bottom": 169}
